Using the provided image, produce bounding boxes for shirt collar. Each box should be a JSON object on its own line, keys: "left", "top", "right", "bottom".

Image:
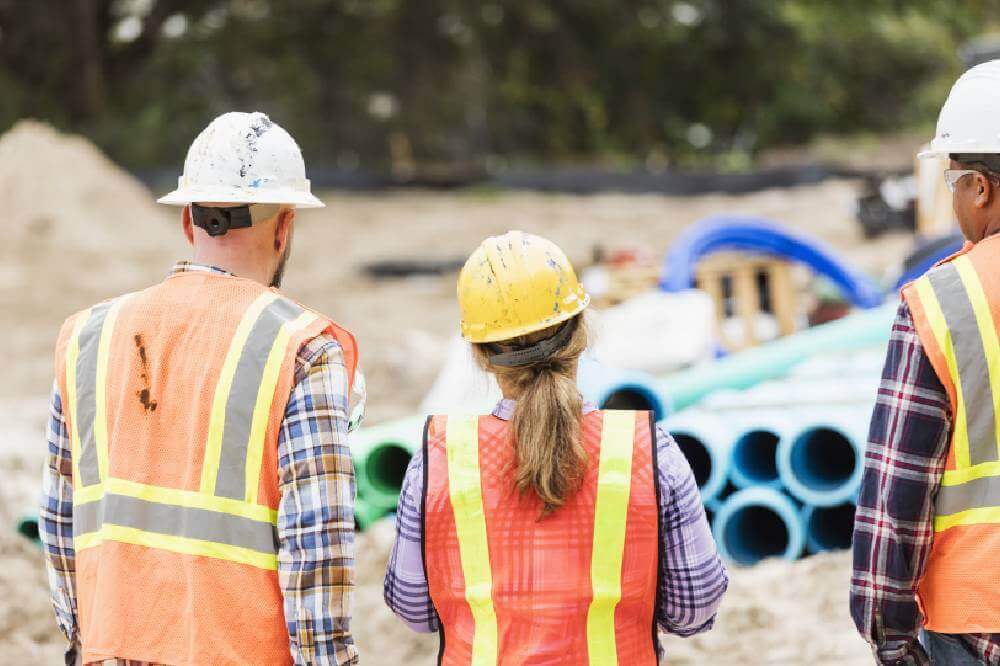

{"left": 491, "top": 398, "right": 598, "bottom": 421}
{"left": 170, "top": 261, "right": 235, "bottom": 278}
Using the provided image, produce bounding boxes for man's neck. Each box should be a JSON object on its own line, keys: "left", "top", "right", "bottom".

{"left": 190, "top": 251, "right": 272, "bottom": 286}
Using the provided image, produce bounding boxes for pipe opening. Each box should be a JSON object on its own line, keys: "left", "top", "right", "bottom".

{"left": 674, "top": 434, "right": 712, "bottom": 489}
{"left": 17, "top": 517, "right": 39, "bottom": 543}
{"left": 601, "top": 386, "right": 660, "bottom": 418}
{"left": 365, "top": 443, "right": 412, "bottom": 495}
{"left": 732, "top": 430, "right": 779, "bottom": 484}
{"left": 806, "top": 503, "right": 855, "bottom": 551}
{"left": 789, "top": 427, "right": 856, "bottom": 491}
{"left": 723, "top": 505, "right": 789, "bottom": 566}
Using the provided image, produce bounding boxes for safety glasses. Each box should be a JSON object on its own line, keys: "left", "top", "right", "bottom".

{"left": 944, "top": 169, "right": 983, "bottom": 193}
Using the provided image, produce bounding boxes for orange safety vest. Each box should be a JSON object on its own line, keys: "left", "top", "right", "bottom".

{"left": 903, "top": 234, "right": 1000, "bottom": 633}
{"left": 423, "top": 410, "right": 660, "bottom": 665}
{"left": 53, "top": 270, "right": 357, "bottom": 666}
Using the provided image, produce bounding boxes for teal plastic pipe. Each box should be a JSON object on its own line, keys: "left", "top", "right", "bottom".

{"left": 656, "top": 304, "right": 896, "bottom": 414}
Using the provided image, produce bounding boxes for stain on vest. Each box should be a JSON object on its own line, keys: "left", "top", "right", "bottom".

{"left": 134, "top": 333, "right": 158, "bottom": 412}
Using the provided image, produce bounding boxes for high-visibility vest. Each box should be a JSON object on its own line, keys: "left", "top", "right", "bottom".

{"left": 53, "top": 270, "right": 357, "bottom": 666}
{"left": 903, "top": 234, "right": 1000, "bottom": 632}
{"left": 423, "top": 410, "right": 660, "bottom": 665}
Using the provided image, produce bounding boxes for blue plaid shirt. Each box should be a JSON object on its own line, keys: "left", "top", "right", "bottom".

{"left": 40, "top": 262, "right": 366, "bottom": 665}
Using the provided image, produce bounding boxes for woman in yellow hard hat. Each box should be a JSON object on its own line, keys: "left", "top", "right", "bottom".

{"left": 384, "top": 230, "right": 727, "bottom": 664}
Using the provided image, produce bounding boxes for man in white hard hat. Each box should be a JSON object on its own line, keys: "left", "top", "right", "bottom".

{"left": 40, "top": 111, "right": 364, "bottom": 665}
{"left": 852, "top": 61, "right": 1000, "bottom": 664}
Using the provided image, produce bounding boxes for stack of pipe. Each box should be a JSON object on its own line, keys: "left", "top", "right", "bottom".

{"left": 348, "top": 306, "right": 893, "bottom": 559}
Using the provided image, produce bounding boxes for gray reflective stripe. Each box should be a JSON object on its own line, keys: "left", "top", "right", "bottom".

{"left": 75, "top": 301, "right": 113, "bottom": 487}
{"left": 929, "top": 264, "right": 999, "bottom": 465}
{"left": 214, "top": 297, "right": 303, "bottom": 500}
{"left": 74, "top": 493, "right": 278, "bottom": 554}
{"left": 937, "top": 475, "right": 1000, "bottom": 516}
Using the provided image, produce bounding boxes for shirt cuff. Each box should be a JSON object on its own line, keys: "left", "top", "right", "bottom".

{"left": 875, "top": 638, "right": 930, "bottom": 666}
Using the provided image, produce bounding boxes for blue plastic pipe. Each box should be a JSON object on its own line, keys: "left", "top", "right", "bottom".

{"left": 577, "top": 357, "right": 667, "bottom": 421}
{"left": 659, "top": 216, "right": 885, "bottom": 308}
{"left": 777, "top": 410, "right": 867, "bottom": 507}
{"left": 713, "top": 487, "right": 805, "bottom": 565}
{"left": 801, "top": 503, "right": 856, "bottom": 553}
{"left": 728, "top": 418, "right": 785, "bottom": 490}
{"left": 661, "top": 411, "right": 733, "bottom": 504}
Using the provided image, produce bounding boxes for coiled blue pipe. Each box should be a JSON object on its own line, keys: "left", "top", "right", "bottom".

{"left": 659, "top": 216, "right": 884, "bottom": 309}
{"left": 801, "top": 503, "right": 856, "bottom": 553}
{"left": 661, "top": 412, "right": 733, "bottom": 504}
{"left": 713, "top": 487, "right": 805, "bottom": 565}
{"left": 777, "top": 410, "right": 866, "bottom": 506}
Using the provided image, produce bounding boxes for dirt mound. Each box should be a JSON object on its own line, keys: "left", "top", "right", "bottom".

{"left": 0, "top": 120, "right": 171, "bottom": 249}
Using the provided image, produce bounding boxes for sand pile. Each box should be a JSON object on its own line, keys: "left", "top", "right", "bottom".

{"left": 0, "top": 121, "right": 185, "bottom": 398}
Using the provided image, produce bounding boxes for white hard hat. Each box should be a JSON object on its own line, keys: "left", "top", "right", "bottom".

{"left": 920, "top": 60, "right": 1000, "bottom": 159}
{"left": 158, "top": 111, "right": 324, "bottom": 208}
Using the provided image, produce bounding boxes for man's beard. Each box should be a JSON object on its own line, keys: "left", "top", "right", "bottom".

{"left": 270, "top": 234, "right": 293, "bottom": 288}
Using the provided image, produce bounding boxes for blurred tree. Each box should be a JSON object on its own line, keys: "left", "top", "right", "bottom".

{"left": 0, "top": 0, "right": 995, "bottom": 173}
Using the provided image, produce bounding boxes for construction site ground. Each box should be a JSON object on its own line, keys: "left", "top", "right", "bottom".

{"left": 0, "top": 122, "right": 908, "bottom": 664}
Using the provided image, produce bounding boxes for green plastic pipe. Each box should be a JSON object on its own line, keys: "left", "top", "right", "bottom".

{"left": 16, "top": 514, "right": 40, "bottom": 546}
{"left": 353, "top": 498, "right": 388, "bottom": 532}
{"left": 656, "top": 304, "right": 897, "bottom": 413}
{"left": 351, "top": 416, "right": 426, "bottom": 511}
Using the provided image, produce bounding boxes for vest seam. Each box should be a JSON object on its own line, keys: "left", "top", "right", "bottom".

{"left": 421, "top": 416, "right": 445, "bottom": 666}
{"left": 649, "top": 411, "right": 664, "bottom": 662}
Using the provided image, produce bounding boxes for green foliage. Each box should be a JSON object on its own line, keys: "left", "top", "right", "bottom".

{"left": 0, "top": 0, "right": 995, "bottom": 171}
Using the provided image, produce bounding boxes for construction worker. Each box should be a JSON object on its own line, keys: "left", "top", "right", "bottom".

{"left": 383, "top": 231, "right": 727, "bottom": 663}
{"left": 39, "top": 112, "right": 364, "bottom": 665}
{"left": 852, "top": 60, "right": 1000, "bottom": 665}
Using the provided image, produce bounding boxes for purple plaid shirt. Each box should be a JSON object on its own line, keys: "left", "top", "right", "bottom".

{"left": 384, "top": 399, "right": 728, "bottom": 642}
{"left": 851, "top": 301, "right": 1000, "bottom": 665}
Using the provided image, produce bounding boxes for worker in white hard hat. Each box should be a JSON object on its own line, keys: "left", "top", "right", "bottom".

{"left": 852, "top": 60, "right": 1000, "bottom": 665}
{"left": 40, "top": 111, "right": 365, "bottom": 665}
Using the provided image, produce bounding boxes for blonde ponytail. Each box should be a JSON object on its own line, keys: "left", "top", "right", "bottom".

{"left": 473, "top": 315, "right": 589, "bottom": 514}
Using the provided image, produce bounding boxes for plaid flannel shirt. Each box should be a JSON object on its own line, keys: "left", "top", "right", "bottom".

{"left": 40, "top": 262, "right": 365, "bottom": 666}
{"left": 851, "top": 301, "right": 1000, "bottom": 665}
{"left": 384, "top": 399, "right": 728, "bottom": 645}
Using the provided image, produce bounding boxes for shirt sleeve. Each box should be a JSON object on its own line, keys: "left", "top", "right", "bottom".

{"left": 655, "top": 425, "right": 729, "bottom": 636}
{"left": 384, "top": 442, "right": 440, "bottom": 633}
{"left": 39, "top": 380, "right": 80, "bottom": 664}
{"left": 850, "top": 301, "right": 952, "bottom": 666}
{"left": 277, "top": 335, "right": 361, "bottom": 666}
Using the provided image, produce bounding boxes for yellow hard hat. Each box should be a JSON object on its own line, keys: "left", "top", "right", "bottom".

{"left": 458, "top": 230, "right": 590, "bottom": 343}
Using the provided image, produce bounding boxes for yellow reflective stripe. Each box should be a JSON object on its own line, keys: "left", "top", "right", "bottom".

{"left": 943, "top": 462, "right": 1000, "bottom": 487}
{"left": 75, "top": 523, "right": 278, "bottom": 571}
{"left": 915, "top": 277, "right": 970, "bottom": 468}
{"left": 64, "top": 308, "right": 91, "bottom": 491}
{"left": 586, "top": 410, "right": 636, "bottom": 666}
{"left": 245, "top": 311, "right": 318, "bottom": 504}
{"left": 935, "top": 506, "right": 1000, "bottom": 532}
{"left": 445, "top": 415, "right": 498, "bottom": 666}
{"left": 93, "top": 296, "right": 129, "bottom": 482}
{"left": 73, "top": 476, "right": 277, "bottom": 523}
{"left": 953, "top": 255, "right": 1000, "bottom": 461}
{"left": 201, "top": 292, "right": 279, "bottom": 494}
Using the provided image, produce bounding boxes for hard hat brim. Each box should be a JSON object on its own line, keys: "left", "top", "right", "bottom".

{"left": 461, "top": 294, "right": 591, "bottom": 343}
{"left": 157, "top": 186, "right": 325, "bottom": 208}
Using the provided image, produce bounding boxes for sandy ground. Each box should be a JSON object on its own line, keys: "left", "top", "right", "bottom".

{"left": 0, "top": 121, "right": 900, "bottom": 663}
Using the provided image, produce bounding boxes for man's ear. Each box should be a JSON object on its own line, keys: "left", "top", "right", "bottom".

{"left": 274, "top": 207, "right": 296, "bottom": 252}
{"left": 975, "top": 173, "right": 994, "bottom": 209}
{"left": 182, "top": 205, "right": 195, "bottom": 245}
